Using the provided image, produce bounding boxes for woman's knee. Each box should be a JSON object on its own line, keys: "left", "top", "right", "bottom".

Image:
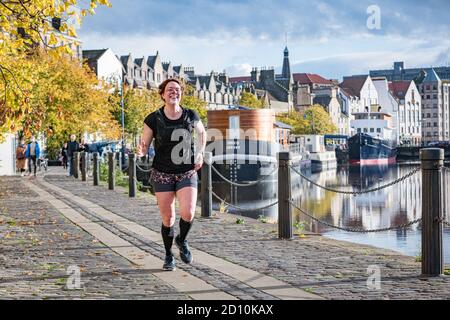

{"left": 161, "top": 211, "right": 176, "bottom": 226}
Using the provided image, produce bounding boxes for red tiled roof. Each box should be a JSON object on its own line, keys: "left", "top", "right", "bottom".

{"left": 293, "top": 73, "right": 333, "bottom": 85}
{"left": 339, "top": 76, "right": 368, "bottom": 98}
{"left": 388, "top": 81, "right": 411, "bottom": 100}
{"left": 229, "top": 76, "right": 252, "bottom": 83}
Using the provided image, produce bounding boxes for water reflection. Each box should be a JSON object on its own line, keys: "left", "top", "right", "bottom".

{"left": 293, "top": 163, "right": 450, "bottom": 262}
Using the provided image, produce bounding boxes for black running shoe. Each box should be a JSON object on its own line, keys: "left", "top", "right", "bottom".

{"left": 163, "top": 254, "right": 176, "bottom": 271}
{"left": 175, "top": 235, "right": 193, "bottom": 264}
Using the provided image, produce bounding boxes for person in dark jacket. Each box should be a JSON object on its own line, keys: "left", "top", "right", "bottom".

{"left": 25, "top": 136, "right": 41, "bottom": 177}
{"left": 66, "top": 134, "right": 79, "bottom": 176}
{"left": 61, "top": 143, "right": 68, "bottom": 169}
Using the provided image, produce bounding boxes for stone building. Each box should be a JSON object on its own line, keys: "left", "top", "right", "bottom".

{"left": 187, "top": 70, "right": 240, "bottom": 109}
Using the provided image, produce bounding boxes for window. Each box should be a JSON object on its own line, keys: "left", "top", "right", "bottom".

{"left": 422, "top": 113, "right": 425, "bottom": 119}
{"left": 427, "top": 95, "right": 431, "bottom": 99}
{"left": 52, "top": 17, "right": 61, "bottom": 31}
{"left": 427, "top": 113, "right": 431, "bottom": 118}
{"left": 357, "top": 128, "right": 361, "bottom": 133}
{"left": 229, "top": 116, "right": 240, "bottom": 140}
{"left": 426, "top": 85, "right": 431, "bottom": 90}
{"left": 433, "top": 94, "right": 438, "bottom": 99}
{"left": 433, "top": 113, "right": 437, "bottom": 117}
{"left": 434, "top": 132, "right": 439, "bottom": 137}
{"left": 363, "top": 128, "right": 368, "bottom": 133}
{"left": 434, "top": 122, "right": 438, "bottom": 127}
{"left": 377, "top": 128, "right": 381, "bottom": 133}
{"left": 370, "top": 128, "right": 374, "bottom": 133}
{"left": 433, "top": 85, "right": 437, "bottom": 90}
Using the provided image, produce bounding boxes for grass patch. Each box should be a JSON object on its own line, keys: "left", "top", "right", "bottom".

{"left": 236, "top": 218, "right": 245, "bottom": 224}
{"left": 258, "top": 215, "right": 269, "bottom": 223}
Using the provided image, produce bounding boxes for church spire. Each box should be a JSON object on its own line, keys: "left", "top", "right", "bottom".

{"left": 281, "top": 45, "right": 291, "bottom": 80}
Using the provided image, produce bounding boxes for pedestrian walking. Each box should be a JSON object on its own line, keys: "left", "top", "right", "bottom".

{"left": 16, "top": 139, "right": 27, "bottom": 176}
{"left": 61, "top": 142, "right": 68, "bottom": 169}
{"left": 137, "top": 78, "right": 207, "bottom": 271}
{"left": 25, "top": 136, "right": 40, "bottom": 177}
{"left": 67, "top": 134, "right": 79, "bottom": 177}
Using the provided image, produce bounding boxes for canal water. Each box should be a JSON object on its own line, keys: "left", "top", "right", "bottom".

{"left": 224, "top": 162, "right": 450, "bottom": 263}
{"left": 292, "top": 163, "right": 450, "bottom": 263}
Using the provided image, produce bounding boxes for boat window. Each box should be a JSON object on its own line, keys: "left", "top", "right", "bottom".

{"left": 229, "top": 116, "right": 240, "bottom": 140}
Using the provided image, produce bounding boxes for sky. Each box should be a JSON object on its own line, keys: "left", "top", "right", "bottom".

{"left": 78, "top": 0, "right": 450, "bottom": 80}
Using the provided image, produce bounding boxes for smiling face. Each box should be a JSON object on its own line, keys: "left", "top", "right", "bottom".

{"left": 162, "top": 81, "right": 182, "bottom": 106}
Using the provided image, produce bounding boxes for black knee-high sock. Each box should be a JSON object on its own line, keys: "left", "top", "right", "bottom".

{"left": 179, "top": 218, "right": 193, "bottom": 243}
{"left": 161, "top": 224, "right": 174, "bottom": 256}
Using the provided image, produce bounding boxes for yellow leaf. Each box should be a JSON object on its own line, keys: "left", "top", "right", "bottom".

{"left": 48, "top": 33, "right": 58, "bottom": 46}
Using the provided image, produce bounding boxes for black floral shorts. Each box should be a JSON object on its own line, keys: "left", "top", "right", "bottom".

{"left": 149, "top": 168, "right": 198, "bottom": 192}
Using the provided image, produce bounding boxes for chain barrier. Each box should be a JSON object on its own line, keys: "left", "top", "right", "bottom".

{"left": 436, "top": 217, "right": 450, "bottom": 227}
{"left": 135, "top": 162, "right": 152, "bottom": 173}
{"left": 289, "top": 200, "right": 421, "bottom": 233}
{"left": 290, "top": 165, "right": 421, "bottom": 195}
{"left": 211, "top": 190, "right": 278, "bottom": 212}
{"left": 210, "top": 164, "right": 278, "bottom": 187}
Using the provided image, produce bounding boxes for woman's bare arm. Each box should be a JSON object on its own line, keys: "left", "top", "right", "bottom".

{"left": 137, "top": 123, "right": 154, "bottom": 157}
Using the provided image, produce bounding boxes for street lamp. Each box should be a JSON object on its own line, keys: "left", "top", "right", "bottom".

{"left": 108, "top": 73, "right": 126, "bottom": 169}
{"left": 120, "top": 78, "right": 125, "bottom": 169}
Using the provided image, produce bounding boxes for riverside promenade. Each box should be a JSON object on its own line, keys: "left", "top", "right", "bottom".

{"left": 1, "top": 167, "right": 450, "bottom": 300}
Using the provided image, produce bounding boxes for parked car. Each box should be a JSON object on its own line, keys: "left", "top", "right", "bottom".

{"left": 427, "top": 141, "right": 450, "bottom": 147}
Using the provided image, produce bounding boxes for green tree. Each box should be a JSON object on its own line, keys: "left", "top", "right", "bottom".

{"left": 238, "top": 91, "right": 264, "bottom": 109}
{"left": 276, "top": 104, "right": 337, "bottom": 135}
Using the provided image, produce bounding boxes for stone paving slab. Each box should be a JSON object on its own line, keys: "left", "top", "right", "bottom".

{"left": 38, "top": 168, "right": 450, "bottom": 300}
{"left": 0, "top": 177, "right": 189, "bottom": 300}
{"left": 33, "top": 178, "right": 320, "bottom": 300}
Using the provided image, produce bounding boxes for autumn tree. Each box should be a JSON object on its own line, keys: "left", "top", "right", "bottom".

{"left": 238, "top": 91, "right": 264, "bottom": 109}
{"left": 276, "top": 104, "right": 337, "bottom": 135}
{"left": 22, "top": 51, "right": 121, "bottom": 158}
{"left": 0, "top": 0, "right": 111, "bottom": 140}
{"left": 112, "top": 87, "right": 160, "bottom": 146}
{"left": 180, "top": 84, "right": 207, "bottom": 123}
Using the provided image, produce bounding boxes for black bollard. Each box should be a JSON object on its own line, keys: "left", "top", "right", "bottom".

{"left": 277, "top": 151, "right": 292, "bottom": 239}
{"left": 108, "top": 152, "right": 115, "bottom": 190}
{"left": 73, "top": 152, "right": 79, "bottom": 179}
{"left": 201, "top": 152, "right": 212, "bottom": 218}
{"left": 421, "top": 148, "right": 444, "bottom": 276}
{"left": 129, "top": 153, "right": 136, "bottom": 198}
{"left": 93, "top": 152, "right": 99, "bottom": 186}
{"left": 81, "top": 152, "right": 87, "bottom": 182}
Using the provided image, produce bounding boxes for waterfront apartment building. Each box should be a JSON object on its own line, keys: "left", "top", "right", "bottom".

{"left": 389, "top": 80, "right": 422, "bottom": 145}
{"left": 416, "top": 69, "right": 450, "bottom": 143}
{"left": 339, "top": 75, "right": 379, "bottom": 137}
{"left": 371, "top": 62, "right": 450, "bottom": 143}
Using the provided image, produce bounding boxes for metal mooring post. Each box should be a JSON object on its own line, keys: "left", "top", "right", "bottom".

{"left": 128, "top": 153, "right": 136, "bottom": 198}
{"left": 81, "top": 152, "right": 87, "bottom": 182}
{"left": 201, "top": 152, "right": 212, "bottom": 218}
{"left": 93, "top": 152, "right": 99, "bottom": 186}
{"left": 420, "top": 148, "right": 444, "bottom": 276}
{"left": 277, "top": 151, "right": 292, "bottom": 239}
{"left": 108, "top": 152, "right": 115, "bottom": 190}
{"left": 73, "top": 152, "right": 79, "bottom": 179}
